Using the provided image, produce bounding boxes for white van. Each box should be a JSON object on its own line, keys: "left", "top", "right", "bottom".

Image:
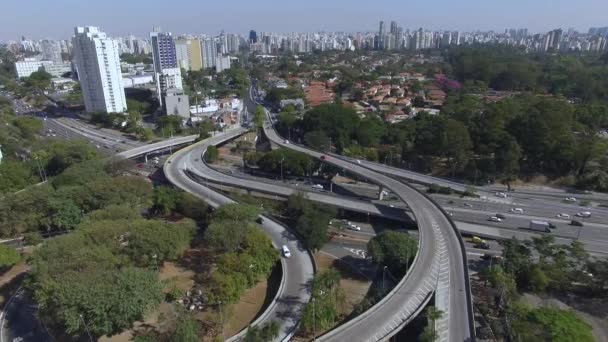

{"left": 510, "top": 208, "right": 524, "bottom": 214}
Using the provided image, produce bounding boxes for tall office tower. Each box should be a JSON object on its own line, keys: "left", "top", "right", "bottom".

{"left": 72, "top": 26, "right": 127, "bottom": 113}
{"left": 379, "top": 21, "right": 385, "bottom": 37}
{"left": 202, "top": 38, "right": 217, "bottom": 69}
{"left": 249, "top": 30, "right": 258, "bottom": 44}
{"left": 390, "top": 21, "right": 398, "bottom": 35}
{"left": 150, "top": 29, "right": 182, "bottom": 108}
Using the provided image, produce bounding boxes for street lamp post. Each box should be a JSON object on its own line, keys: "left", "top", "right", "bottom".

{"left": 312, "top": 297, "right": 316, "bottom": 342}
{"left": 219, "top": 301, "right": 224, "bottom": 341}
{"left": 383, "top": 265, "right": 388, "bottom": 290}
{"left": 280, "top": 157, "right": 285, "bottom": 182}
{"left": 79, "top": 314, "right": 94, "bottom": 342}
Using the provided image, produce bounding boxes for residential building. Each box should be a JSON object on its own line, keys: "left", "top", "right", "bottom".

{"left": 150, "top": 30, "right": 177, "bottom": 72}
{"left": 249, "top": 30, "right": 257, "bottom": 44}
{"left": 215, "top": 55, "right": 231, "bottom": 73}
{"left": 175, "top": 39, "right": 191, "bottom": 70}
{"left": 201, "top": 38, "right": 217, "bottom": 69}
{"left": 72, "top": 26, "right": 127, "bottom": 113}
{"left": 175, "top": 38, "right": 203, "bottom": 71}
{"left": 150, "top": 29, "right": 183, "bottom": 108}
{"left": 41, "top": 40, "right": 63, "bottom": 63}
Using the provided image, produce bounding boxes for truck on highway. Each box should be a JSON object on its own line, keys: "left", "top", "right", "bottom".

{"left": 529, "top": 220, "right": 551, "bottom": 233}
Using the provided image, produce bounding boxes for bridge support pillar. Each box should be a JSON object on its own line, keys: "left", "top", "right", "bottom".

{"left": 144, "top": 154, "right": 148, "bottom": 163}
{"left": 378, "top": 186, "right": 385, "bottom": 200}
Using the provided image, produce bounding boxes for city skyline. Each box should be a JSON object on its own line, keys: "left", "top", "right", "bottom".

{"left": 1, "top": 0, "right": 607, "bottom": 41}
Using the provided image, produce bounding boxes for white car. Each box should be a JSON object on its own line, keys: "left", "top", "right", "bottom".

{"left": 281, "top": 245, "right": 291, "bottom": 258}
{"left": 495, "top": 192, "right": 507, "bottom": 198}
{"left": 347, "top": 224, "right": 361, "bottom": 231}
{"left": 488, "top": 216, "right": 502, "bottom": 222}
{"left": 312, "top": 184, "right": 324, "bottom": 189}
{"left": 510, "top": 208, "right": 524, "bottom": 213}
{"left": 576, "top": 211, "right": 592, "bottom": 218}
{"left": 565, "top": 197, "right": 577, "bottom": 202}
{"left": 283, "top": 139, "right": 290, "bottom": 144}
{"left": 356, "top": 159, "right": 361, "bottom": 164}
{"left": 556, "top": 213, "right": 571, "bottom": 219}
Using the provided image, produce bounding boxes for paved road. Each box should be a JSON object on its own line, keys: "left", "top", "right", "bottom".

{"left": 163, "top": 129, "right": 314, "bottom": 342}
{"left": 256, "top": 115, "right": 474, "bottom": 340}
{"left": 198, "top": 161, "right": 608, "bottom": 258}
{"left": 0, "top": 288, "right": 50, "bottom": 342}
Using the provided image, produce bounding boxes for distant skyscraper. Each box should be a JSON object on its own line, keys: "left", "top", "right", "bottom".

{"left": 390, "top": 21, "right": 398, "bottom": 35}
{"left": 379, "top": 21, "right": 385, "bottom": 37}
{"left": 41, "top": 40, "right": 62, "bottom": 63}
{"left": 249, "top": 30, "right": 258, "bottom": 44}
{"left": 72, "top": 26, "right": 127, "bottom": 113}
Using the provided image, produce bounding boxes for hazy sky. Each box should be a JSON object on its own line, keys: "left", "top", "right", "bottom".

{"left": 1, "top": 0, "right": 607, "bottom": 41}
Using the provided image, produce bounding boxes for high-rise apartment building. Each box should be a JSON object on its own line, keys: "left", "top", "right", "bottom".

{"left": 72, "top": 26, "right": 127, "bottom": 113}
{"left": 150, "top": 29, "right": 183, "bottom": 109}
{"left": 41, "top": 40, "right": 63, "bottom": 63}
{"left": 151, "top": 30, "right": 178, "bottom": 72}
{"left": 175, "top": 38, "right": 204, "bottom": 71}
{"left": 202, "top": 38, "right": 217, "bottom": 69}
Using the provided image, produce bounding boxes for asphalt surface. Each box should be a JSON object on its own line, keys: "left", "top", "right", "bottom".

{"left": 253, "top": 101, "right": 473, "bottom": 341}
{"left": 0, "top": 288, "right": 50, "bottom": 342}
{"left": 163, "top": 129, "right": 315, "bottom": 342}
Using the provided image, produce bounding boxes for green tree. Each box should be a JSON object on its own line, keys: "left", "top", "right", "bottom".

{"left": 13, "top": 116, "right": 43, "bottom": 139}
{"left": 244, "top": 321, "right": 280, "bottom": 342}
{"left": 156, "top": 115, "right": 183, "bottom": 136}
{"left": 151, "top": 186, "right": 179, "bottom": 216}
{"left": 206, "top": 145, "right": 219, "bottom": 162}
{"left": 173, "top": 316, "right": 202, "bottom": 342}
{"left": 512, "top": 307, "right": 594, "bottom": 342}
{"left": 205, "top": 221, "right": 255, "bottom": 253}
{"left": 0, "top": 244, "right": 21, "bottom": 269}
{"left": 254, "top": 105, "right": 265, "bottom": 130}
{"left": 367, "top": 231, "right": 418, "bottom": 275}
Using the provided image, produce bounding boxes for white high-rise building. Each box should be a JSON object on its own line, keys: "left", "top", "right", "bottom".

{"left": 72, "top": 26, "right": 127, "bottom": 113}
{"left": 201, "top": 38, "right": 217, "bottom": 69}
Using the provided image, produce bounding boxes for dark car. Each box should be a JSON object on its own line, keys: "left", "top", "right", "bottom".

{"left": 495, "top": 214, "right": 506, "bottom": 220}
{"left": 474, "top": 242, "right": 490, "bottom": 250}
{"left": 256, "top": 217, "right": 264, "bottom": 224}
{"left": 548, "top": 222, "right": 556, "bottom": 229}
{"left": 320, "top": 155, "right": 327, "bottom": 160}
{"left": 570, "top": 220, "right": 584, "bottom": 227}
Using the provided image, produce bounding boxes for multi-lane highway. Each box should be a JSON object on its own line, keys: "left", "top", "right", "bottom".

{"left": 163, "top": 128, "right": 315, "bottom": 342}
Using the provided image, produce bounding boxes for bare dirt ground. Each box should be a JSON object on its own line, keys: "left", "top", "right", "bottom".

{"left": 101, "top": 247, "right": 271, "bottom": 342}
{"left": 223, "top": 279, "right": 269, "bottom": 337}
{"left": 521, "top": 293, "right": 608, "bottom": 342}
{"left": 0, "top": 262, "right": 29, "bottom": 308}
